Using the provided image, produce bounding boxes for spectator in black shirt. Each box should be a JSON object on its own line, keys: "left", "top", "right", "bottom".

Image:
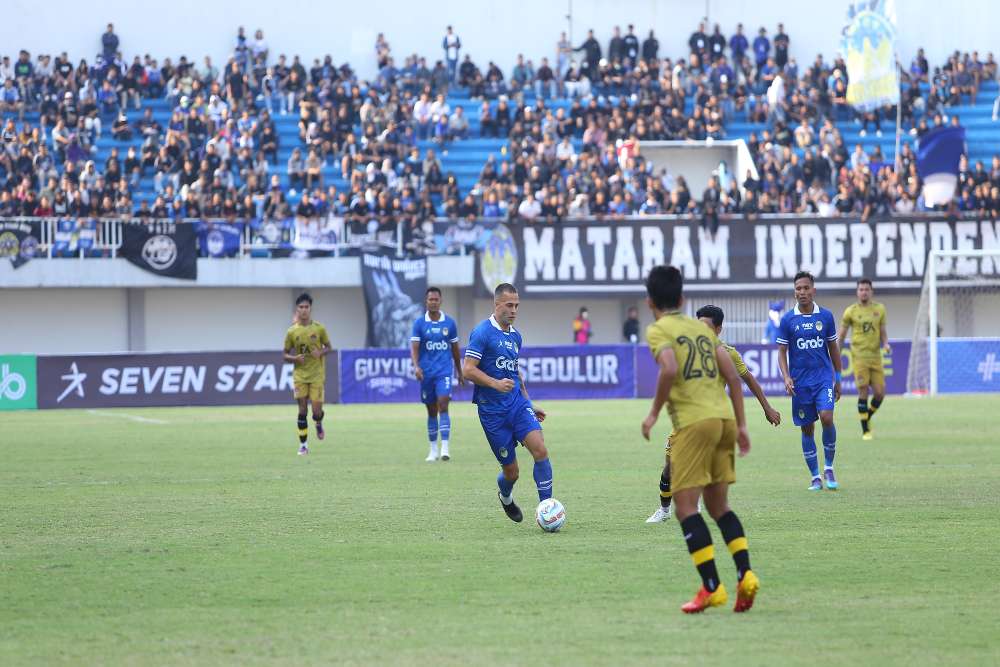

{"left": 623, "top": 306, "right": 640, "bottom": 344}
{"left": 575, "top": 30, "right": 602, "bottom": 80}
{"left": 641, "top": 30, "right": 659, "bottom": 63}
{"left": 709, "top": 25, "right": 726, "bottom": 63}
{"left": 689, "top": 22, "right": 709, "bottom": 59}
{"left": 623, "top": 25, "right": 640, "bottom": 67}
{"left": 608, "top": 26, "right": 625, "bottom": 63}
{"left": 101, "top": 24, "right": 119, "bottom": 64}
{"left": 774, "top": 24, "right": 790, "bottom": 69}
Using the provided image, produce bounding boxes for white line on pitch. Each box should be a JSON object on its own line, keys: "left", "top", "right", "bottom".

{"left": 85, "top": 410, "right": 169, "bottom": 425}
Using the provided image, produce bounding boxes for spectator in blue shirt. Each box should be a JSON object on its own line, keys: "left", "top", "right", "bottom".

{"left": 101, "top": 24, "right": 119, "bottom": 64}
{"left": 730, "top": 23, "right": 748, "bottom": 64}
{"left": 753, "top": 27, "right": 770, "bottom": 68}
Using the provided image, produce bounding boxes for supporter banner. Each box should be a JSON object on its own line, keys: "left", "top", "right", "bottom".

{"left": 340, "top": 344, "right": 635, "bottom": 404}
{"left": 0, "top": 220, "right": 41, "bottom": 268}
{"left": 936, "top": 338, "right": 1000, "bottom": 394}
{"left": 0, "top": 354, "right": 37, "bottom": 411}
{"left": 842, "top": 0, "right": 900, "bottom": 110}
{"left": 196, "top": 221, "right": 243, "bottom": 258}
{"left": 35, "top": 351, "right": 338, "bottom": 409}
{"left": 636, "top": 341, "right": 911, "bottom": 398}
{"left": 481, "top": 218, "right": 1000, "bottom": 296}
{"left": 120, "top": 221, "right": 198, "bottom": 279}
{"left": 360, "top": 251, "right": 427, "bottom": 348}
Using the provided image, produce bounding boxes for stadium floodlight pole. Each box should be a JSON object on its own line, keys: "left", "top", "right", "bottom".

{"left": 894, "top": 60, "right": 903, "bottom": 174}
{"left": 928, "top": 250, "right": 938, "bottom": 396}
{"left": 566, "top": 0, "right": 573, "bottom": 50}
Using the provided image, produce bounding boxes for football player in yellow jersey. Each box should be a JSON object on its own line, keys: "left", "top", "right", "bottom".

{"left": 837, "top": 278, "right": 889, "bottom": 441}
{"left": 640, "top": 266, "right": 759, "bottom": 614}
{"left": 283, "top": 293, "right": 332, "bottom": 456}
{"left": 646, "top": 304, "right": 781, "bottom": 524}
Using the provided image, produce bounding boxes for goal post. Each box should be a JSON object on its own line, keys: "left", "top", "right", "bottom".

{"left": 907, "top": 249, "right": 1000, "bottom": 396}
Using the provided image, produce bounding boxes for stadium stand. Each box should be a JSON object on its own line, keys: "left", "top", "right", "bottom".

{"left": 2, "top": 22, "right": 1000, "bottom": 242}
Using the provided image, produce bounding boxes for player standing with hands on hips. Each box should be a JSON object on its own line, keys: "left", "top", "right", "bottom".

{"left": 776, "top": 271, "right": 843, "bottom": 490}
{"left": 410, "top": 287, "right": 464, "bottom": 462}
{"left": 463, "top": 283, "right": 554, "bottom": 524}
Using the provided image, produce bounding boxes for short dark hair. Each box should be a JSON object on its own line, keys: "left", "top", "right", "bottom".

{"left": 857, "top": 278, "right": 873, "bottom": 287}
{"left": 696, "top": 304, "right": 725, "bottom": 327}
{"left": 645, "top": 265, "right": 683, "bottom": 310}
{"left": 494, "top": 283, "right": 518, "bottom": 299}
{"left": 295, "top": 292, "right": 313, "bottom": 306}
{"left": 793, "top": 271, "right": 815, "bottom": 285}
{"left": 425, "top": 286, "right": 442, "bottom": 297}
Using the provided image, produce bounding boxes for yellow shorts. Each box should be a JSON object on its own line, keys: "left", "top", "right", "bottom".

{"left": 853, "top": 360, "right": 885, "bottom": 389}
{"left": 669, "top": 418, "right": 737, "bottom": 492}
{"left": 294, "top": 382, "right": 324, "bottom": 402}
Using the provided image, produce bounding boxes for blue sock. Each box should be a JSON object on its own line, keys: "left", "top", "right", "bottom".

{"left": 822, "top": 425, "right": 837, "bottom": 467}
{"left": 497, "top": 471, "right": 515, "bottom": 501}
{"left": 439, "top": 412, "right": 451, "bottom": 442}
{"left": 801, "top": 434, "right": 820, "bottom": 477}
{"left": 533, "top": 458, "right": 553, "bottom": 501}
{"left": 427, "top": 415, "right": 438, "bottom": 445}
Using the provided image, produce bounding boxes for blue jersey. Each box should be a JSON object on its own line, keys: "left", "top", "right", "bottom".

{"left": 410, "top": 311, "right": 459, "bottom": 379}
{"left": 465, "top": 315, "right": 523, "bottom": 412}
{"left": 776, "top": 303, "right": 838, "bottom": 387}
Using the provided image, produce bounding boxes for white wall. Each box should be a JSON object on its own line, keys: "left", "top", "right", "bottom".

{"left": 4, "top": 286, "right": 993, "bottom": 355}
{"left": 4, "top": 0, "right": 995, "bottom": 81}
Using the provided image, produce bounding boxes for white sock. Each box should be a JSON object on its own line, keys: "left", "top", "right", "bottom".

{"left": 441, "top": 439, "right": 449, "bottom": 449}
{"left": 499, "top": 493, "right": 513, "bottom": 505}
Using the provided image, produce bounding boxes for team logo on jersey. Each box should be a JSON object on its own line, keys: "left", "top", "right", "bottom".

{"left": 499, "top": 447, "right": 509, "bottom": 458}
{"left": 816, "top": 321, "right": 823, "bottom": 332}
{"left": 798, "top": 409, "right": 805, "bottom": 419}
{"left": 443, "top": 327, "right": 449, "bottom": 336}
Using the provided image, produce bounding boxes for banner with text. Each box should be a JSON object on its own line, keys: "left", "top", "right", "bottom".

{"left": 636, "top": 341, "right": 911, "bottom": 398}
{"left": 340, "top": 344, "right": 636, "bottom": 404}
{"left": 360, "top": 251, "right": 428, "bottom": 348}
{"left": 477, "top": 218, "right": 1000, "bottom": 297}
{"left": 36, "top": 351, "right": 338, "bottom": 409}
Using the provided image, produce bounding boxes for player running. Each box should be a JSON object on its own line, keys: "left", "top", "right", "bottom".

{"left": 282, "top": 292, "right": 332, "bottom": 456}
{"left": 838, "top": 278, "right": 889, "bottom": 441}
{"left": 462, "top": 283, "right": 554, "bottom": 524}
{"left": 646, "top": 304, "right": 781, "bottom": 523}
{"left": 641, "top": 266, "right": 759, "bottom": 614}
{"left": 776, "top": 271, "right": 843, "bottom": 490}
{"left": 410, "top": 287, "right": 464, "bottom": 462}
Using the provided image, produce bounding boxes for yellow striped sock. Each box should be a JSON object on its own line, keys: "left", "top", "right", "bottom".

{"left": 727, "top": 537, "right": 748, "bottom": 555}
{"left": 691, "top": 544, "right": 715, "bottom": 566}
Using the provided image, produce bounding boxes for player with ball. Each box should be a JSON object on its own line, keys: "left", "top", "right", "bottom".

{"left": 463, "top": 283, "right": 563, "bottom": 531}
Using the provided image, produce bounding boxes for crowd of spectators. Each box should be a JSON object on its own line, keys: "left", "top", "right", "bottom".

{"left": 1, "top": 21, "right": 999, "bottom": 238}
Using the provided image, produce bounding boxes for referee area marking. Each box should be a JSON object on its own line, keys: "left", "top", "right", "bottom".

{"left": 85, "top": 410, "right": 169, "bottom": 425}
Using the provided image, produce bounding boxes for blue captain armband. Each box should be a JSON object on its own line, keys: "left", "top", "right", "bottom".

{"left": 834, "top": 372, "right": 842, "bottom": 382}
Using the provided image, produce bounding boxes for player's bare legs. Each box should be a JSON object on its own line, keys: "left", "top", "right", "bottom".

{"left": 296, "top": 397, "right": 309, "bottom": 455}
{"left": 311, "top": 399, "right": 325, "bottom": 441}
{"left": 437, "top": 395, "right": 451, "bottom": 460}
{"left": 424, "top": 401, "right": 439, "bottom": 461}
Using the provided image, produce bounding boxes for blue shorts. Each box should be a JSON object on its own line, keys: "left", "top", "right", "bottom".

{"left": 792, "top": 383, "right": 836, "bottom": 425}
{"left": 420, "top": 374, "right": 452, "bottom": 405}
{"left": 477, "top": 398, "right": 542, "bottom": 466}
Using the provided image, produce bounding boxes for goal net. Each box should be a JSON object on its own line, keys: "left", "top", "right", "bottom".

{"left": 907, "top": 250, "right": 1000, "bottom": 395}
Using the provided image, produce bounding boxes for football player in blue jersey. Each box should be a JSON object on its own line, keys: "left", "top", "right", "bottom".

{"left": 410, "top": 287, "right": 464, "bottom": 462}
{"left": 462, "top": 283, "right": 553, "bottom": 523}
{"left": 776, "top": 271, "right": 844, "bottom": 491}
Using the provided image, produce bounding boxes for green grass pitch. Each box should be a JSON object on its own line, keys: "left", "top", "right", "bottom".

{"left": 2, "top": 396, "right": 998, "bottom": 665}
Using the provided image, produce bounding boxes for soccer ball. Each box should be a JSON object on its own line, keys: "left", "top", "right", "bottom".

{"left": 535, "top": 498, "right": 566, "bottom": 532}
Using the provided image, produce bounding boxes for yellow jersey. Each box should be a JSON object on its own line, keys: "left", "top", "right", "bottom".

{"left": 723, "top": 343, "right": 749, "bottom": 378}
{"left": 646, "top": 312, "right": 735, "bottom": 432}
{"left": 284, "top": 320, "right": 331, "bottom": 384}
{"left": 841, "top": 302, "right": 886, "bottom": 361}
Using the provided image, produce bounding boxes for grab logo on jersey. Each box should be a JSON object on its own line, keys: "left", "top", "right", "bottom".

{"left": 495, "top": 357, "right": 519, "bottom": 372}
{"left": 425, "top": 340, "right": 449, "bottom": 351}
{"left": 796, "top": 336, "right": 825, "bottom": 350}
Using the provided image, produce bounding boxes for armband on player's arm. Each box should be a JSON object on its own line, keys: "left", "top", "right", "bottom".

{"left": 834, "top": 371, "right": 842, "bottom": 382}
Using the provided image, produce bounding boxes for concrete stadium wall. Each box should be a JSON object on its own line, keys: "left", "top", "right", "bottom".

{"left": 5, "top": 0, "right": 995, "bottom": 81}
{"left": 1, "top": 285, "right": 961, "bottom": 355}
